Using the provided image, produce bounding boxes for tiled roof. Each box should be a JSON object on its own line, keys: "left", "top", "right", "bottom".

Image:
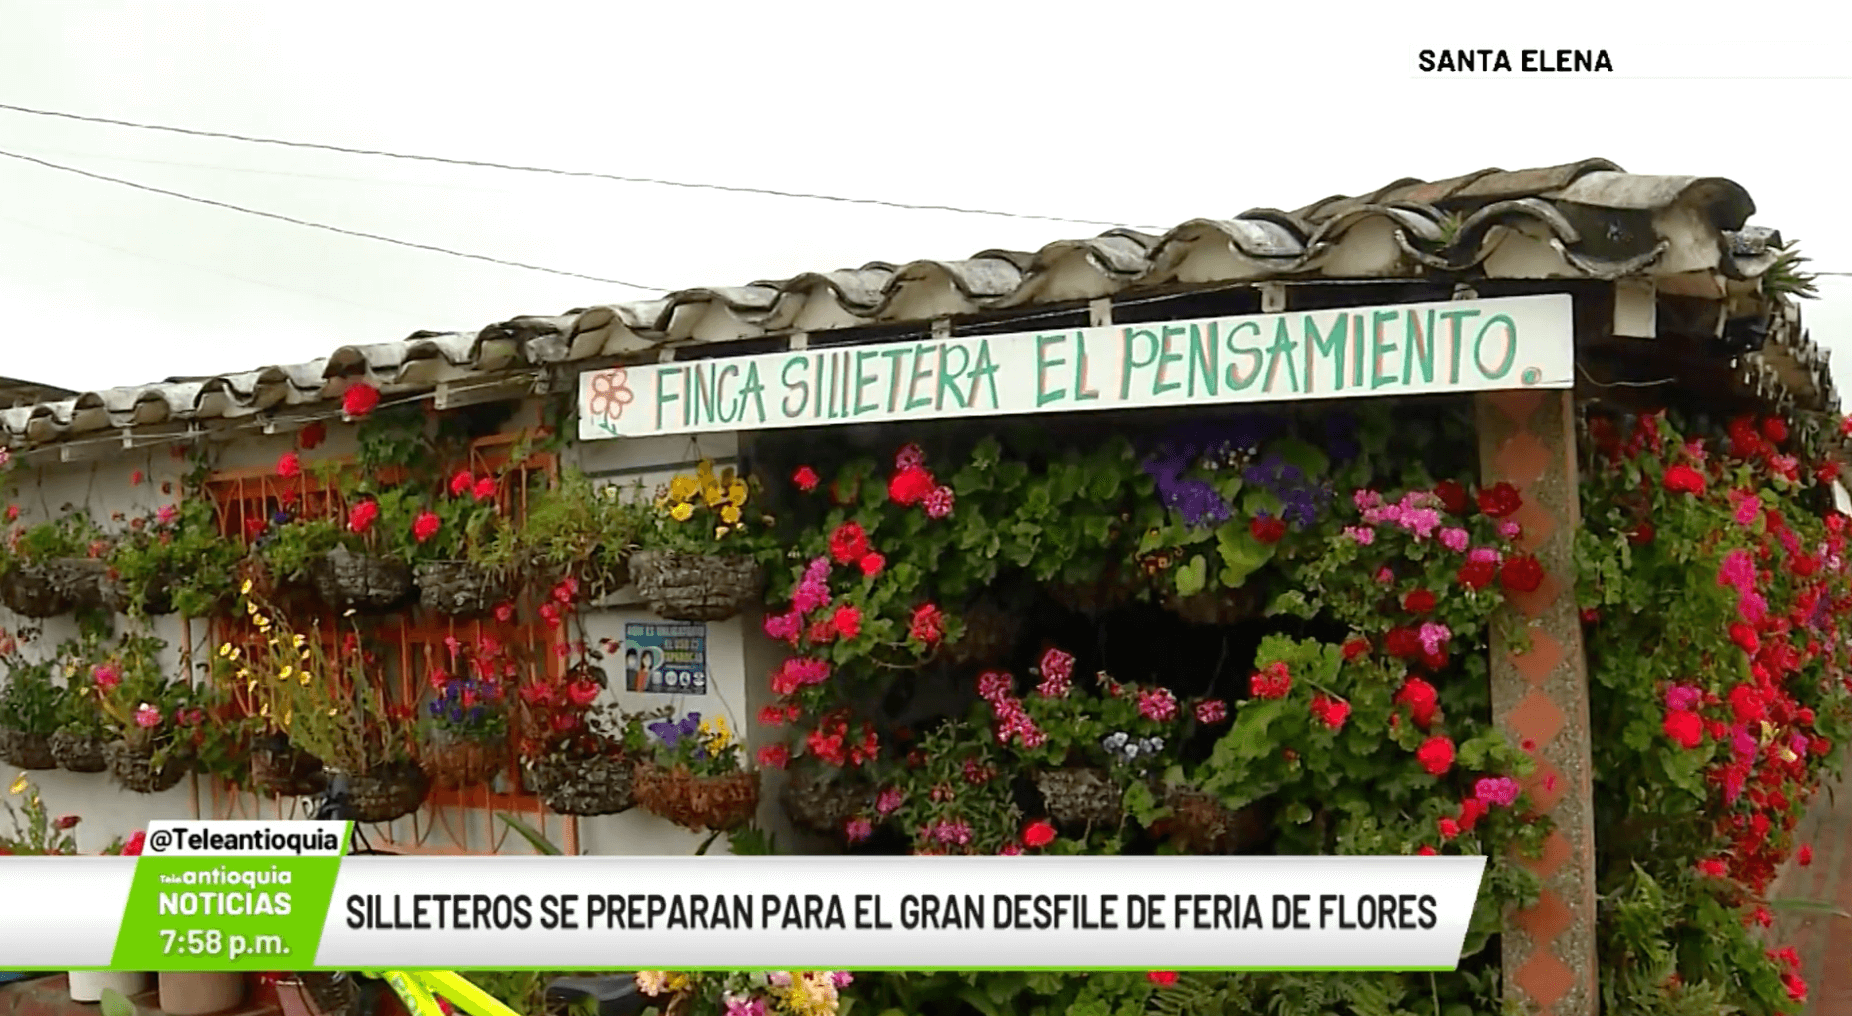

{"left": 2, "top": 157, "right": 1834, "bottom": 450}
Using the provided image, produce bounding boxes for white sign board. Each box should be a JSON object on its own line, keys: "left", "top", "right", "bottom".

{"left": 579, "top": 294, "right": 1574, "bottom": 440}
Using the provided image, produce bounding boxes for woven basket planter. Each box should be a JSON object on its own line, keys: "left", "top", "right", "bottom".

{"left": 528, "top": 754, "right": 636, "bottom": 816}
{"left": 0, "top": 728, "right": 56, "bottom": 770}
{"left": 632, "top": 762, "right": 761, "bottom": 832}
{"left": 248, "top": 735, "right": 327, "bottom": 798}
{"left": 0, "top": 564, "right": 72, "bottom": 618}
{"left": 325, "top": 761, "right": 431, "bottom": 824}
{"left": 415, "top": 560, "right": 512, "bottom": 617}
{"left": 628, "top": 551, "right": 763, "bottom": 622}
{"left": 1161, "top": 584, "right": 1264, "bottom": 627}
{"left": 1159, "top": 784, "right": 1268, "bottom": 854}
{"left": 423, "top": 733, "right": 507, "bottom": 790}
{"left": 1048, "top": 566, "right": 1141, "bottom": 617}
{"left": 48, "top": 732, "right": 109, "bottom": 773}
{"left": 311, "top": 548, "right": 416, "bottom": 615}
{"left": 942, "top": 600, "right": 1021, "bottom": 668}
{"left": 105, "top": 741, "right": 189, "bottom": 794}
{"left": 1034, "top": 767, "right": 1123, "bottom": 829}
{"left": 102, "top": 571, "right": 177, "bottom": 617}
{"left": 781, "top": 769, "right": 877, "bottom": 838}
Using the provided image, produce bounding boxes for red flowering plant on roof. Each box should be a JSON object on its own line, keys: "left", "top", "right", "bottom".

{"left": 1579, "top": 409, "right": 1852, "bottom": 1014}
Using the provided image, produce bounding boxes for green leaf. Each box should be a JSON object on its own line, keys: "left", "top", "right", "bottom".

{"left": 497, "top": 813, "right": 566, "bottom": 855}
{"left": 1765, "top": 897, "right": 1852, "bottom": 918}
{"left": 100, "top": 990, "right": 138, "bottom": 1016}
{"left": 1270, "top": 437, "right": 1331, "bottom": 478}
{"left": 1215, "top": 523, "right": 1276, "bottom": 588}
{"left": 1175, "top": 555, "right": 1208, "bottom": 597}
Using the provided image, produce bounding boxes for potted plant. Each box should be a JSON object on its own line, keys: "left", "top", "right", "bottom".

{"left": 886, "top": 718, "right": 1028, "bottom": 856}
{"left": 259, "top": 599, "right": 429, "bottom": 822}
{"left": 412, "top": 467, "right": 516, "bottom": 616}
{"left": 629, "top": 460, "right": 770, "bottom": 622}
{"left": 631, "top": 710, "right": 760, "bottom": 832}
{"left": 988, "top": 649, "right": 1213, "bottom": 832}
{"left": 104, "top": 500, "right": 242, "bottom": 617}
{"left": 258, "top": 489, "right": 422, "bottom": 616}
{"left": 517, "top": 468, "right": 643, "bottom": 602}
{"left": 49, "top": 618, "right": 118, "bottom": 773}
{"left": 517, "top": 657, "right": 656, "bottom": 816}
{"left": 92, "top": 632, "right": 195, "bottom": 794}
{"left": 420, "top": 637, "right": 514, "bottom": 789}
{"left": 211, "top": 612, "right": 325, "bottom": 798}
{"left": 0, "top": 642, "right": 59, "bottom": 771}
{"left": 0, "top": 511, "right": 111, "bottom": 617}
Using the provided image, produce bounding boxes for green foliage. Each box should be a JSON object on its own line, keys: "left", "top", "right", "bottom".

{"left": 4, "top": 510, "right": 106, "bottom": 567}
{"left": 516, "top": 467, "right": 644, "bottom": 581}
{"left": 0, "top": 776, "right": 80, "bottom": 855}
{"left": 107, "top": 498, "right": 242, "bottom": 616}
{"left": 0, "top": 638, "right": 60, "bottom": 736}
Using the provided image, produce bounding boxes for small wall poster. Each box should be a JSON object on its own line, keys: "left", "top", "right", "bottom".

{"left": 620, "top": 621, "right": 709, "bottom": 695}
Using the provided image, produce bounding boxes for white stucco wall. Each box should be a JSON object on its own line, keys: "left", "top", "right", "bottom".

{"left": 2, "top": 409, "right": 767, "bottom": 858}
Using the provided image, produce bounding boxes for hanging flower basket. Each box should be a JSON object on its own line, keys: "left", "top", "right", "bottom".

{"left": 781, "top": 768, "right": 877, "bottom": 838}
{"left": 423, "top": 732, "right": 507, "bottom": 790}
{"left": 0, "top": 728, "right": 56, "bottom": 770}
{"left": 1159, "top": 784, "right": 1268, "bottom": 854}
{"left": 46, "top": 558, "right": 111, "bottom": 612}
{"left": 1161, "top": 584, "right": 1264, "bottom": 627}
{"left": 577, "top": 550, "right": 632, "bottom": 601}
{"left": 248, "top": 734, "right": 326, "bottom": 798}
{"left": 310, "top": 548, "right": 416, "bottom": 615}
{"left": 0, "top": 564, "right": 72, "bottom": 618}
{"left": 1033, "top": 767, "right": 1123, "bottom": 829}
{"left": 48, "top": 732, "right": 109, "bottom": 773}
{"left": 102, "top": 572, "right": 177, "bottom": 617}
{"left": 414, "top": 560, "right": 512, "bottom": 617}
{"left": 325, "top": 761, "right": 430, "bottom": 824}
{"left": 942, "top": 599, "right": 1021, "bottom": 667}
{"left": 527, "top": 754, "right": 636, "bottom": 816}
{"left": 1048, "top": 565, "right": 1142, "bottom": 618}
{"left": 628, "top": 550, "right": 763, "bottom": 622}
{"left": 105, "top": 741, "right": 189, "bottom": 794}
{"left": 632, "top": 761, "right": 760, "bottom": 831}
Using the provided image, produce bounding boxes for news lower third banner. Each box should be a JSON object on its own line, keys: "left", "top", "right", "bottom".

{"left": 0, "top": 821, "right": 1488, "bottom": 971}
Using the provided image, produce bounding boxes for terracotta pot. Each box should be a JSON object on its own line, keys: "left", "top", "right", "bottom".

{"left": 68, "top": 971, "right": 150, "bottom": 1002}
{"left": 158, "top": 972, "right": 245, "bottom": 1016}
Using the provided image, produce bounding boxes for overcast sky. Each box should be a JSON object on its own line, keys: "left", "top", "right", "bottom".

{"left": 3, "top": 1, "right": 1851, "bottom": 395}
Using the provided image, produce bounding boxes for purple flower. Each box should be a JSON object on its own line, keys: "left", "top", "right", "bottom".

{"left": 1664, "top": 685, "right": 1702, "bottom": 712}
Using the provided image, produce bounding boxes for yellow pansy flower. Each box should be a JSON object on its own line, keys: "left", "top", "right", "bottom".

{"left": 240, "top": 578, "right": 254, "bottom": 595}
{"left": 669, "top": 475, "right": 699, "bottom": 502}
{"left": 727, "top": 480, "right": 748, "bottom": 504}
{"left": 670, "top": 502, "right": 695, "bottom": 522}
{"left": 8, "top": 773, "right": 27, "bottom": 795}
{"left": 720, "top": 504, "right": 742, "bottom": 524}
{"left": 279, "top": 666, "right": 294, "bottom": 681}
{"left": 701, "top": 483, "right": 724, "bottom": 507}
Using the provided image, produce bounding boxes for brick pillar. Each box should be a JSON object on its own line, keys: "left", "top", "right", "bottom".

{"left": 1476, "top": 389, "right": 1598, "bottom": 1016}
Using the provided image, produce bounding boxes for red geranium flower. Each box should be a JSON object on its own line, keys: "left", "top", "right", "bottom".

{"left": 1341, "top": 637, "right": 1371, "bottom": 660}
{"left": 792, "top": 466, "right": 820, "bottom": 492}
{"left": 1437, "top": 817, "right": 1460, "bottom": 840}
{"left": 473, "top": 477, "right": 497, "bottom": 501}
{"left": 829, "top": 522, "right": 871, "bottom": 565}
{"left": 1663, "top": 710, "right": 1703, "bottom": 749}
{"left": 1147, "top": 972, "right": 1178, "bottom": 988}
{"left": 1396, "top": 678, "right": 1439, "bottom": 729}
{"left": 298, "top": 420, "right": 327, "bottom": 450}
{"left": 1415, "top": 736, "right": 1455, "bottom": 776}
{"left": 1457, "top": 559, "right": 1496, "bottom": 590}
{"left": 1403, "top": 589, "right": 1436, "bottom": 613}
{"left": 1799, "top": 844, "right": 1814, "bottom": 866}
{"left": 277, "top": 452, "right": 302, "bottom": 479}
{"left": 342, "top": 382, "right": 381, "bottom": 418}
{"left": 889, "top": 465, "right": 936, "bottom": 506}
{"left": 1763, "top": 416, "right": 1789, "bottom": 443}
{"left": 1476, "top": 482, "right": 1522, "bottom": 517}
{"left": 909, "top": 603, "right": 944, "bottom": 645}
{"left": 1729, "top": 623, "right": 1760, "bottom": 655}
{"left": 120, "top": 831, "right": 146, "bottom": 856}
{"left": 413, "top": 510, "right": 442, "bottom": 543}
{"left": 449, "top": 469, "right": 473, "bottom": 497}
{"left": 1434, "top": 480, "right": 1469, "bottom": 516}
{"left": 1250, "top": 516, "right": 1288, "bottom": 544}
{"left": 1384, "top": 627, "right": 1422, "bottom": 659}
{"left": 348, "top": 499, "right": 380, "bottom": 534}
{"left": 756, "top": 744, "right": 791, "bottom": 769}
{"left": 1500, "top": 555, "right": 1544, "bottom": 593}
{"left": 859, "top": 552, "right": 886, "bottom": 577}
{"left": 1022, "top": 819, "right": 1057, "bottom": 849}
{"left": 1663, "top": 464, "right": 1706, "bottom": 495}
{"left": 830, "top": 604, "right": 863, "bottom": 640}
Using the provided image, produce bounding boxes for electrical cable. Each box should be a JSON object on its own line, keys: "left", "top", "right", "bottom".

{"left": 0, "top": 147, "right": 668, "bottom": 291}
{"left": 0, "top": 101, "right": 1165, "bottom": 231}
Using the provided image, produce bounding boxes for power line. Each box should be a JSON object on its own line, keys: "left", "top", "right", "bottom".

{"left": 0, "top": 147, "right": 667, "bottom": 291}
{"left": 0, "top": 101, "right": 1161, "bottom": 231}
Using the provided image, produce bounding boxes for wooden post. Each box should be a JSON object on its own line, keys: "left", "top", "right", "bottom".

{"left": 1476, "top": 388, "right": 1598, "bottom": 1016}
